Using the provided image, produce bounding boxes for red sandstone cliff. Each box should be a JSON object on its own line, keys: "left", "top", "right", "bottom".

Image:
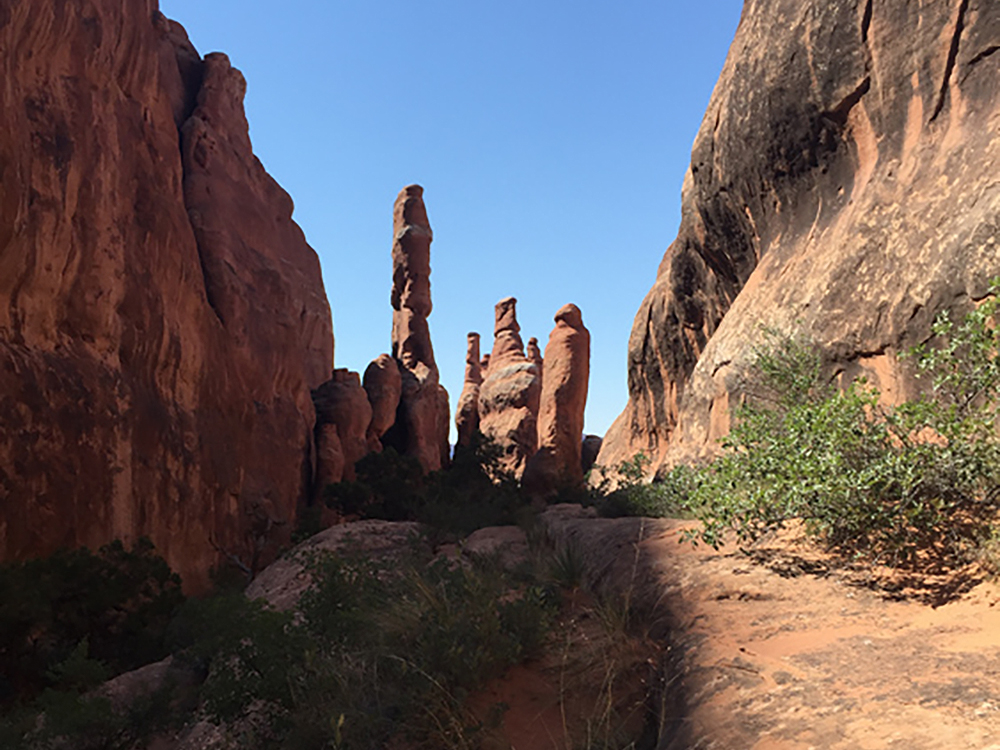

{"left": 0, "top": 1, "right": 333, "bottom": 589}
{"left": 600, "top": 0, "right": 1000, "bottom": 476}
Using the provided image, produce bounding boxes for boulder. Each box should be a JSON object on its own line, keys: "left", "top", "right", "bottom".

{"left": 479, "top": 297, "right": 542, "bottom": 477}
{"left": 524, "top": 304, "right": 591, "bottom": 493}
{"left": 600, "top": 0, "right": 1000, "bottom": 476}
{"left": 0, "top": 5, "right": 332, "bottom": 590}
{"left": 455, "top": 332, "right": 484, "bottom": 448}
{"left": 383, "top": 185, "right": 450, "bottom": 472}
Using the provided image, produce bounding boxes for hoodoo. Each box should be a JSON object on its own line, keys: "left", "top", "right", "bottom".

{"left": 455, "top": 333, "right": 484, "bottom": 449}
{"left": 524, "top": 304, "right": 591, "bottom": 493}
{"left": 478, "top": 297, "right": 543, "bottom": 478}
{"left": 383, "top": 185, "right": 451, "bottom": 473}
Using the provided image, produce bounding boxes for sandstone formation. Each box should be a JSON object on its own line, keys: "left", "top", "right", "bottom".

{"left": 455, "top": 333, "right": 483, "bottom": 449}
{"left": 362, "top": 353, "right": 402, "bottom": 451}
{"left": 527, "top": 337, "right": 544, "bottom": 379}
{"left": 0, "top": 3, "right": 333, "bottom": 589}
{"left": 478, "top": 298, "right": 542, "bottom": 477}
{"left": 581, "top": 435, "right": 603, "bottom": 475}
{"left": 524, "top": 304, "right": 591, "bottom": 493}
{"left": 600, "top": 0, "right": 1000, "bottom": 476}
{"left": 313, "top": 369, "right": 373, "bottom": 483}
{"left": 383, "top": 185, "right": 450, "bottom": 472}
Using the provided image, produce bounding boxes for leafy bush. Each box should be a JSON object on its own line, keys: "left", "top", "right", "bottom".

{"left": 687, "top": 297, "right": 1000, "bottom": 564}
{"left": 591, "top": 453, "right": 695, "bottom": 519}
{"left": 0, "top": 538, "right": 184, "bottom": 705}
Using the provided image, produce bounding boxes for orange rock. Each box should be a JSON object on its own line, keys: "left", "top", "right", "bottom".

{"left": 479, "top": 298, "right": 542, "bottom": 478}
{"left": 363, "top": 353, "right": 402, "bottom": 451}
{"left": 524, "top": 304, "right": 591, "bottom": 494}
{"left": 455, "top": 333, "right": 483, "bottom": 448}
{"left": 313, "top": 369, "right": 373, "bottom": 482}
{"left": 0, "top": 5, "right": 332, "bottom": 590}
{"left": 384, "top": 185, "right": 450, "bottom": 472}
{"left": 600, "top": 0, "right": 1000, "bottom": 476}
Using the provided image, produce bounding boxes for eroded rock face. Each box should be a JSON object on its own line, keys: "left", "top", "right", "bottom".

{"left": 479, "top": 297, "right": 542, "bottom": 477}
{"left": 363, "top": 353, "right": 402, "bottom": 451}
{"left": 313, "top": 369, "right": 373, "bottom": 482}
{"left": 524, "top": 304, "right": 591, "bottom": 493}
{"left": 383, "top": 185, "right": 450, "bottom": 472}
{"left": 455, "top": 333, "right": 483, "bottom": 448}
{"left": 600, "top": 0, "right": 1000, "bottom": 475}
{"left": 0, "top": 3, "right": 332, "bottom": 590}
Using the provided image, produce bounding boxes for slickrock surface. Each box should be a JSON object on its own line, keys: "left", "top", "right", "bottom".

{"left": 541, "top": 505, "right": 1000, "bottom": 750}
{"left": 384, "top": 185, "right": 450, "bottom": 473}
{"left": 524, "top": 304, "right": 591, "bottom": 493}
{"left": 478, "top": 297, "right": 542, "bottom": 477}
{"left": 312, "top": 369, "right": 372, "bottom": 483}
{"left": 600, "top": 0, "right": 1000, "bottom": 475}
{"left": 362, "top": 353, "right": 402, "bottom": 452}
{"left": 0, "top": 2, "right": 332, "bottom": 589}
{"left": 455, "top": 332, "right": 483, "bottom": 448}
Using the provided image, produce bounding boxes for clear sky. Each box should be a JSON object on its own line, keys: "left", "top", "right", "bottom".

{"left": 159, "top": 0, "right": 744, "bottom": 441}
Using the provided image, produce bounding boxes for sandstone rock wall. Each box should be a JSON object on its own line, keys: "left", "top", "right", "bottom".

{"left": 0, "top": 1, "right": 333, "bottom": 590}
{"left": 600, "top": 0, "right": 1000, "bottom": 475}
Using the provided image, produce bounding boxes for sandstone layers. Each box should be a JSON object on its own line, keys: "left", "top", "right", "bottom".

{"left": 524, "top": 304, "right": 591, "bottom": 492}
{"left": 0, "top": 3, "right": 333, "bottom": 589}
{"left": 600, "top": 0, "right": 1000, "bottom": 475}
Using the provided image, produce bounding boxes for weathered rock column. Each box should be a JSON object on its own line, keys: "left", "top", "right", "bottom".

{"left": 363, "top": 353, "right": 402, "bottom": 452}
{"left": 478, "top": 297, "right": 542, "bottom": 477}
{"left": 524, "top": 304, "right": 591, "bottom": 493}
{"left": 312, "top": 369, "right": 373, "bottom": 485}
{"left": 455, "top": 333, "right": 483, "bottom": 448}
{"left": 383, "top": 185, "right": 450, "bottom": 472}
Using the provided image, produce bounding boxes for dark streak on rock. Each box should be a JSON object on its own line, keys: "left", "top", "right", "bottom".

{"left": 930, "top": 0, "right": 970, "bottom": 123}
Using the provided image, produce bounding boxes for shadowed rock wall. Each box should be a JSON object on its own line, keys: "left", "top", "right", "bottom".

{"left": 600, "top": 0, "right": 1000, "bottom": 475}
{"left": 0, "top": 1, "right": 333, "bottom": 589}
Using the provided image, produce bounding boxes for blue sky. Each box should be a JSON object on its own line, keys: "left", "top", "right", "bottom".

{"left": 159, "top": 0, "right": 744, "bottom": 440}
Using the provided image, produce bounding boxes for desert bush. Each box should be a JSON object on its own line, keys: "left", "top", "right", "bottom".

{"left": 0, "top": 538, "right": 184, "bottom": 705}
{"left": 687, "top": 295, "right": 1000, "bottom": 563}
{"left": 591, "top": 454, "right": 695, "bottom": 520}
{"left": 168, "top": 549, "right": 556, "bottom": 749}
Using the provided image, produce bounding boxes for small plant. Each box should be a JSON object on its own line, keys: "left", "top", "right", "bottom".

{"left": 592, "top": 453, "right": 695, "bottom": 520}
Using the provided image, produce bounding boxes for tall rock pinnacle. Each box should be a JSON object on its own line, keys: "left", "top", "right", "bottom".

{"left": 455, "top": 333, "right": 483, "bottom": 449}
{"left": 383, "top": 185, "right": 450, "bottom": 472}
{"left": 524, "top": 304, "right": 591, "bottom": 493}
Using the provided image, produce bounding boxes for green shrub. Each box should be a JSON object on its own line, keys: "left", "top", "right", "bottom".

{"left": 167, "top": 549, "right": 556, "bottom": 749}
{"left": 0, "top": 538, "right": 184, "bottom": 705}
{"left": 592, "top": 454, "right": 695, "bottom": 519}
{"left": 687, "top": 296, "right": 1000, "bottom": 564}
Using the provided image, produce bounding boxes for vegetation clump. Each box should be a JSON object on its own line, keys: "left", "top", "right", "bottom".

{"left": 602, "top": 286, "right": 1000, "bottom": 568}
